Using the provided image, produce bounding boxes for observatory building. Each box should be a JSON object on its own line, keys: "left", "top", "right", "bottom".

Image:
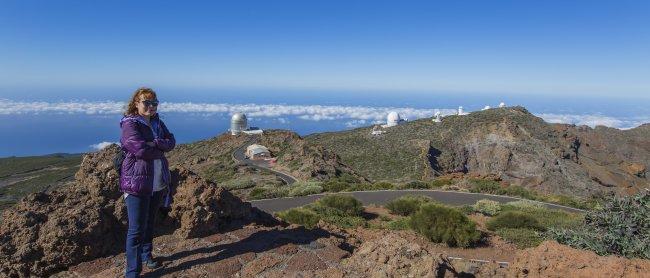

{"left": 499, "top": 102, "right": 506, "bottom": 108}
{"left": 381, "top": 111, "right": 406, "bottom": 128}
{"left": 230, "top": 113, "right": 263, "bottom": 135}
{"left": 457, "top": 106, "right": 467, "bottom": 115}
{"left": 371, "top": 125, "right": 386, "bottom": 135}
{"left": 432, "top": 111, "right": 442, "bottom": 122}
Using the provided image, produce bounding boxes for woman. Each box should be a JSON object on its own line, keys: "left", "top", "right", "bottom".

{"left": 120, "top": 87, "right": 175, "bottom": 278}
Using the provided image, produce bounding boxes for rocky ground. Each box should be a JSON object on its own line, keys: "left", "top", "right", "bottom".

{"left": 2, "top": 134, "right": 650, "bottom": 278}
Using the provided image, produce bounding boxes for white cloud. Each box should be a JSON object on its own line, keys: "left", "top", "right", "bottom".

{"left": 538, "top": 113, "right": 650, "bottom": 130}
{"left": 90, "top": 141, "right": 118, "bottom": 150}
{"left": 1, "top": 99, "right": 647, "bottom": 129}
{"left": 345, "top": 119, "right": 368, "bottom": 128}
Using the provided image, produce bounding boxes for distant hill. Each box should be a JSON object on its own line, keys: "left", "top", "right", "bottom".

{"left": 0, "top": 154, "right": 81, "bottom": 211}
{"left": 306, "top": 107, "right": 649, "bottom": 197}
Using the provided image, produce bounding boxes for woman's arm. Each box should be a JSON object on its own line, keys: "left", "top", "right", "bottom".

{"left": 153, "top": 121, "right": 176, "bottom": 152}
{"left": 121, "top": 120, "right": 163, "bottom": 159}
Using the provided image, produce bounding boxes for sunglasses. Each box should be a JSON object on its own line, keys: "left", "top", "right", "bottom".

{"left": 142, "top": 100, "right": 159, "bottom": 107}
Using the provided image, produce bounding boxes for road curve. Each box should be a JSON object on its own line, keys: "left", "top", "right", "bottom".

{"left": 249, "top": 189, "right": 585, "bottom": 214}
{"left": 232, "top": 139, "right": 298, "bottom": 185}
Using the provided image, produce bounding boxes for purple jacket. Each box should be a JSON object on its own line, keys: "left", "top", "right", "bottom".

{"left": 119, "top": 114, "right": 175, "bottom": 196}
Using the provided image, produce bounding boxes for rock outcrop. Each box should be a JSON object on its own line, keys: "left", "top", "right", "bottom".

{"left": 0, "top": 145, "right": 253, "bottom": 277}
{"left": 508, "top": 241, "right": 650, "bottom": 277}
{"left": 168, "top": 168, "right": 251, "bottom": 238}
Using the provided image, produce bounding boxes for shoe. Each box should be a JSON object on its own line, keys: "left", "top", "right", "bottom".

{"left": 144, "top": 258, "right": 160, "bottom": 269}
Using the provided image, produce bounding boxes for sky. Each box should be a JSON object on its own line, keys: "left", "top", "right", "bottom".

{"left": 1, "top": 1, "right": 649, "bottom": 157}
{"left": 1, "top": 0, "right": 649, "bottom": 98}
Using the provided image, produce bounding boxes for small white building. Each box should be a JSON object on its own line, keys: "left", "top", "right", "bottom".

{"left": 457, "top": 106, "right": 465, "bottom": 115}
{"left": 499, "top": 102, "right": 506, "bottom": 108}
{"left": 371, "top": 125, "right": 386, "bottom": 135}
{"left": 432, "top": 111, "right": 442, "bottom": 123}
{"left": 245, "top": 144, "right": 271, "bottom": 160}
{"left": 482, "top": 105, "right": 491, "bottom": 111}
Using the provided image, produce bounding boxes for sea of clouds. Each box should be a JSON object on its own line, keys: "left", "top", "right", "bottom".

{"left": 1, "top": 99, "right": 648, "bottom": 131}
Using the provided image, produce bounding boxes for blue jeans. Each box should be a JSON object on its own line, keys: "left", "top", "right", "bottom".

{"left": 125, "top": 190, "right": 164, "bottom": 278}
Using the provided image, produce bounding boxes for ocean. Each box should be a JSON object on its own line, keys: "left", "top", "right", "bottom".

{"left": 1, "top": 88, "right": 648, "bottom": 157}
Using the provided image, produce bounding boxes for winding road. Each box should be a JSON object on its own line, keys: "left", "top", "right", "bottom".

{"left": 232, "top": 138, "right": 298, "bottom": 185}
{"left": 249, "top": 190, "right": 585, "bottom": 213}
{"left": 231, "top": 140, "right": 584, "bottom": 214}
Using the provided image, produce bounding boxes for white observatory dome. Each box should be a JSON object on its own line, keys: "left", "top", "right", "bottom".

{"left": 230, "top": 112, "right": 248, "bottom": 135}
{"left": 499, "top": 102, "right": 506, "bottom": 108}
{"left": 386, "top": 111, "right": 402, "bottom": 127}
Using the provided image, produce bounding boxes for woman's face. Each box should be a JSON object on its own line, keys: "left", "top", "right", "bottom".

{"left": 136, "top": 95, "right": 158, "bottom": 117}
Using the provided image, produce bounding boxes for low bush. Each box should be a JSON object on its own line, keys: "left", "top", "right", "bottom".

{"left": 548, "top": 190, "right": 650, "bottom": 259}
{"left": 248, "top": 186, "right": 290, "bottom": 200}
{"left": 372, "top": 182, "right": 395, "bottom": 190}
{"left": 458, "top": 205, "right": 474, "bottom": 215}
{"left": 429, "top": 178, "right": 453, "bottom": 188}
{"left": 288, "top": 182, "right": 323, "bottom": 197}
{"left": 316, "top": 194, "right": 364, "bottom": 216}
{"left": 472, "top": 199, "right": 501, "bottom": 216}
{"left": 503, "top": 200, "right": 543, "bottom": 210}
{"left": 486, "top": 211, "right": 544, "bottom": 231}
{"left": 468, "top": 179, "right": 502, "bottom": 194}
{"left": 409, "top": 203, "right": 481, "bottom": 247}
{"left": 387, "top": 217, "right": 410, "bottom": 230}
{"left": 385, "top": 195, "right": 433, "bottom": 216}
{"left": 321, "top": 215, "right": 367, "bottom": 228}
{"left": 399, "top": 181, "right": 430, "bottom": 189}
{"left": 321, "top": 180, "right": 349, "bottom": 192}
{"left": 276, "top": 208, "right": 321, "bottom": 228}
{"left": 220, "top": 178, "right": 256, "bottom": 190}
{"left": 500, "top": 201, "right": 583, "bottom": 230}
{"left": 496, "top": 228, "right": 543, "bottom": 249}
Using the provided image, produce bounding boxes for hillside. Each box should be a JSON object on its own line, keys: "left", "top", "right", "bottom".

{"left": 306, "top": 107, "right": 650, "bottom": 197}
{"left": 166, "top": 130, "right": 364, "bottom": 199}
{"left": 0, "top": 154, "right": 81, "bottom": 212}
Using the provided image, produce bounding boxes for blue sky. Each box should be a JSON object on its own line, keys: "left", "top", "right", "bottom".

{"left": 1, "top": 0, "right": 649, "bottom": 98}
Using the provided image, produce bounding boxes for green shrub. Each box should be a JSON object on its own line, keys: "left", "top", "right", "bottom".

{"left": 385, "top": 195, "right": 433, "bottom": 216}
{"left": 486, "top": 211, "right": 544, "bottom": 231}
{"left": 501, "top": 186, "right": 538, "bottom": 200}
{"left": 321, "top": 215, "right": 367, "bottom": 228}
{"left": 321, "top": 181, "right": 352, "bottom": 192}
{"left": 504, "top": 200, "right": 544, "bottom": 210}
{"left": 343, "top": 183, "right": 375, "bottom": 192}
{"left": 429, "top": 179, "right": 453, "bottom": 188}
{"left": 276, "top": 208, "right": 321, "bottom": 228}
{"left": 409, "top": 203, "right": 481, "bottom": 247}
{"left": 472, "top": 199, "right": 501, "bottom": 216}
{"left": 288, "top": 182, "right": 324, "bottom": 197}
{"left": 501, "top": 201, "right": 583, "bottom": 230}
{"left": 387, "top": 217, "right": 410, "bottom": 230}
{"left": 400, "top": 181, "right": 430, "bottom": 189}
{"left": 316, "top": 195, "right": 364, "bottom": 216}
{"left": 372, "top": 182, "right": 395, "bottom": 190}
{"left": 468, "top": 179, "right": 502, "bottom": 194}
{"left": 548, "top": 191, "right": 650, "bottom": 259}
{"left": 496, "top": 228, "right": 543, "bottom": 249}
{"left": 458, "top": 205, "right": 475, "bottom": 215}
{"left": 220, "top": 179, "right": 256, "bottom": 190}
{"left": 248, "top": 186, "right": 290, "bottom": 200}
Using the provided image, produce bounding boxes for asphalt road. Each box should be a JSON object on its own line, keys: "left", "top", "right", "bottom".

{"left": 249, "top": 190, "right": 585, "bottom": 213}
{"left": 232, "top": 139, "right": 297, "bottom": 185}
